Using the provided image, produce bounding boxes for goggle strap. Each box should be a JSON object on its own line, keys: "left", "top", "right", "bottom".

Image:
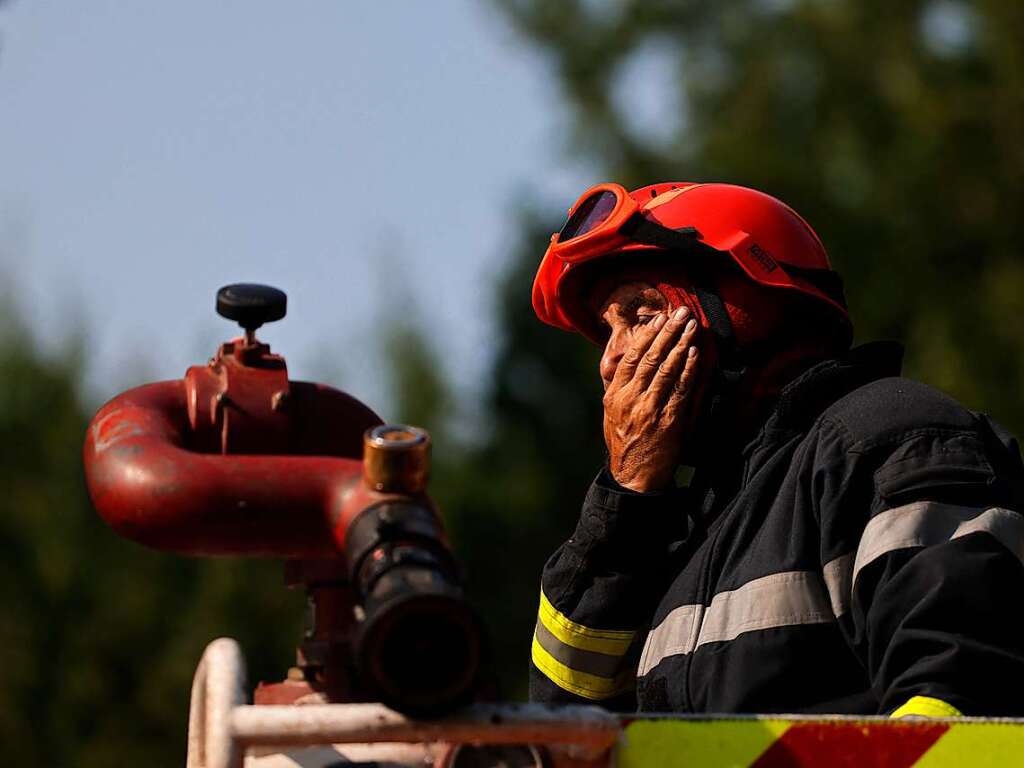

{"left": 693, "top": 279, "right": 748, "bottom": 394}
{"left": 619, "top": 212, "right": 703, "bottom": 251}
{"left": 692, "top": 282, "right": 748, "bottom": 432}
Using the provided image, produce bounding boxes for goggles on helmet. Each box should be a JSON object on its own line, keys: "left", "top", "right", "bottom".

{"left": 546, "top": 182, "right": 703, "bottom": 266}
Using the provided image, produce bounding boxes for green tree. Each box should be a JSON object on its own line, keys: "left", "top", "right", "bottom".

{"left": 0, "top": 311, "right": 300, "bottom": 766}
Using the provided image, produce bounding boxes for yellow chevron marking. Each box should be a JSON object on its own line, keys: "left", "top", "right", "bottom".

{"left": 616, "top": 719, "right": 791, "bottom": 768}
{"left": 916, "top": 722, "right": 1024, "bottom": 766}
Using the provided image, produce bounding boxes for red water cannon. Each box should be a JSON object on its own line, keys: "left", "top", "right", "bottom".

{"left": 83, "top": 284, "right": 482, "bottom": 715}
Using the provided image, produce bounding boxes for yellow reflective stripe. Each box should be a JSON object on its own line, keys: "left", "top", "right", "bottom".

{"left": 537, "top": 589, "right": 635, "bottom": 656}
{"left": 891, "top": 696, "right": 963, "bottom": 719}
{"left": 533, "top": 589, "right": 636, "bottom": 698}
{"left": 531, "top": 632, "right": 633, "bottom": 700}
{"left": 534, "top": 621, "right": 625, "bottom": 677}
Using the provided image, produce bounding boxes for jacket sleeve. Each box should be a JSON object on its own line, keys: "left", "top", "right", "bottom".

{"left": 529, "top": 468, "right": 691, "bottom": 708}
{"left": 818, "top": 414, "right": 1024, "bottom": 717}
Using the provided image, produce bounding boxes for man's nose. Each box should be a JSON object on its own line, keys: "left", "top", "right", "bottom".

{"left": 600, "top": 333, "right": 626, "bottom": 385}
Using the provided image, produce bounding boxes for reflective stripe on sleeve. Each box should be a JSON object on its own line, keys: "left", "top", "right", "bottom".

{"left": 891, "top": 695, "right": 963, "bottom": 718}
{"left": 824, "top": 503, "right": 1024, "bottom": 618}
{"left": 639, "top": 571, "right": 835, "bottom": 676}
{"left": 534, "top": 620, "right": 628, "bottom": 678}
{"left": 536, "top": 589, "right": 635, "bottom": 655}
{"left": 531, "top": 632, "right": 634, "bottom": 699}
{"left": 532, "top": 589, "right": 636, "bottom": 699}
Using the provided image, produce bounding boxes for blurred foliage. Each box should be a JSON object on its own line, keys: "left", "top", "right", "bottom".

{"left": 491, "top": 0, "right": 1024, "bottom": 423}
{"left": 3, "top": 0, "right": 1024, "bottom": 762}
{"left": 0, "top": 310, "right": 301, "bottom": 766}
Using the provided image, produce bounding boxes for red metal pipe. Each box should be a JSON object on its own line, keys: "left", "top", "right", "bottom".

{"left": 84, "top": 292, "right": 480, "bottom": 713}
{"left": 83, "top": 376, "right": 387, "bottom": 557}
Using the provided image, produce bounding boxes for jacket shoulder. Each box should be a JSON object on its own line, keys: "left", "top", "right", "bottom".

{"left": 820, "top": 376, "right": 980, "bottom": 446}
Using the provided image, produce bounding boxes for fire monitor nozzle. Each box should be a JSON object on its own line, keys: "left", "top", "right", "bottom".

{"left": 84, "top": 283, "right": 483, "bottom": 717}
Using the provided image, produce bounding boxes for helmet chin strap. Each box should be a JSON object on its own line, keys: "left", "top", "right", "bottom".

{"left": 691, "top": 281, "right": 748, "bottom": 437}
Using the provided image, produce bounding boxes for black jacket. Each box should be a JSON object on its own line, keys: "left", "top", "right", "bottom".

{"left": 529, "top": 343, "right": 1024, "bottom": 715}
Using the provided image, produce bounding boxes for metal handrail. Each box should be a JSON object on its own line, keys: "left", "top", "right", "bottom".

{"left": 185, "top": 638, "right": 619, "bottom": 767}
{"left": 187, "top": 638, "right": 246, "bottom": 768}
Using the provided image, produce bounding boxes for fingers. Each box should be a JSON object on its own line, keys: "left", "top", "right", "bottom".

{"left": 664, "top": 344, "right": 700, "bottom": 413}
{"left": 618, "top": 307, "right": 692, "bottom": 393}
{"left": 601, "top": 303, "right": 700, "bottom": 493}
{"left": 609, "top": 311, "right": 669, "bottom": 389}
{"left": 648, "top": 316, "right": 699, "bottom": 402}
{"left": 631, "top": 306, "right": 691, "bottom": 388}
{"left": 635, "top": 305, "right": 695, "bottom": 386}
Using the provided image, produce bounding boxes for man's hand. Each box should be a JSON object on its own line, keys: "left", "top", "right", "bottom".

{"left": 603, "top": 306, "right": 701, "bottom": 492}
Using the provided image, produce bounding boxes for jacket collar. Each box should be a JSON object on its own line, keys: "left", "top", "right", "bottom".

{"left": 751, "top": 340, "right": 904, "bottom": 451}
{"left": 690, "top": 341, "right": 903, "bottom": 527}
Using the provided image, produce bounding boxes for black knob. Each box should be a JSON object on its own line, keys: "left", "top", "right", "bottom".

{"left": 216, "top": 284, "right": 287, "bottom": 331}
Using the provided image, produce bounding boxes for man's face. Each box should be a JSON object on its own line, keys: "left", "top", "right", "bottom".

{"left": 596, "top": 281, "right": 671, "bottom": 388}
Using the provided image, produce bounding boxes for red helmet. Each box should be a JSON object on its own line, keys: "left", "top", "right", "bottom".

{"left": 532, "top": 182, "right": 851, "bottom": 346}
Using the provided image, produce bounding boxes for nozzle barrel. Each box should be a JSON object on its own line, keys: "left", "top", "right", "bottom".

{"left": 344, "top": 492, "right": 482, "bottom": 716}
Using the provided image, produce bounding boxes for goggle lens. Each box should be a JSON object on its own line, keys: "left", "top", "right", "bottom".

{"left": 558, "top": 190, "right": 618, "bottom": 242}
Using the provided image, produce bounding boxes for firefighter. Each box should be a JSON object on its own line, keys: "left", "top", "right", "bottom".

{"left": 528, "top": 182, "right": 1024, "bottom": 717}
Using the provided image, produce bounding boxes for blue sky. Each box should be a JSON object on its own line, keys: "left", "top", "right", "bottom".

{"left": 0, "top": 1, "right": 595, "bottom": 417}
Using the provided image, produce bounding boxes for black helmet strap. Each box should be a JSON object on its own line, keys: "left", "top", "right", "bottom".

{"left": 618, "top": 212, "right": 703, "bottom": 252}
{"left": 691, "top": 280, "right": 747, "bottom": 427}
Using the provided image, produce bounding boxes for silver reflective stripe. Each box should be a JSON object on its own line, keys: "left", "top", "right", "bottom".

{"left": 533, "top": 621, "right": 628, "bottom": 679}
{"left": 638, "top": 571, "right": 834, "bottom": 676}
{"left": 822, "top": 552, "right": 854, "bottom": 618}
{"left": 855, "top": 503, "right": 1024, "bottom": 577}
{"left": 825, "top": 503, "right": 1024, "bottom": 618}
{"left": 637, "top": 604, "right": 703, "bottom": 678}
